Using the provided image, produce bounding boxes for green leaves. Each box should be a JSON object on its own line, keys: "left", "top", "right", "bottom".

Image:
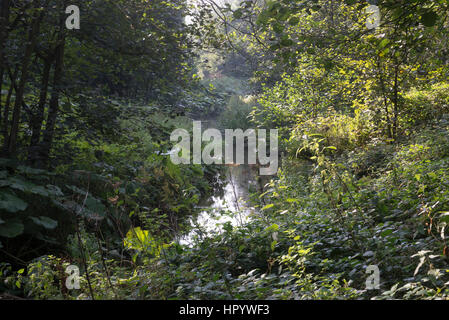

{"left": 380, "top": 229, "right": 393, "bottom": 237}
{"left": 265, "top": 223, "right": 279, "bottom": 232}
{"left": 261, "top": 203, "right": 274, "bottom": 211}
{"left": 280, "top": 38, "right": 294, "bottom": 47}
{"left": 272, "top": 23, "right": 284, "bottom": 34}
{"left": 421, "top": 11, "right": 438, "bottom": 27}
{"left": 0, "top": 164, "right": 68, "bottom": 243}
{"left": 0, "top": 175, "right": 56, "bottom": 197}
{"left": 0, "top": 219, "right": 24, "bottom": 238}
{"left": 379, "top": 38, "right": 390, "bottom": 49}
{"left": 233, "top": 9, "right": 243, "bottom": 19}
{"left": 124, "top": 227, "right": 161, "bottom": 257}
{"left": 0, "top": 192, "right": 28, "bottom": 213}
{"left": 438, "top": 212, "right": 449, "bottom": 224}
{"left": 64, "top": 185, "right": 106, "bottom": 220}
{"left": 288, "top": 17, "right": 300, "bottom": 26}
{"left": 29, "top": 216, "right": 58, "bottom": 230}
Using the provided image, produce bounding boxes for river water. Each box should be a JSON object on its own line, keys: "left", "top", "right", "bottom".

{"left": 179, "top": 164, "right": 259, "bottom": 246}
{"left": 176, "top": 118, "right": 265, "bottom": 246}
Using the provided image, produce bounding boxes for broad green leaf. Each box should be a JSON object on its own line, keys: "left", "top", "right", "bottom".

{"left": 380, "top": 229, "right": 393, "bottom": 237}
{"left": 124, "top": 227, "right": 160, "bottom": 256}
{"left": 0, "top": 220, "right": 24, "bottom": 238}
{"left": 262, "top": 204, "right": 274, "bottom": 211}
{"left": 0, "top": 192, "right": 28, "bottom": 213}
{"left": 8, "top": 176, "right": 37, "bottom": 192}
{"left": 46, "top": 185, "right": 64, "bottom": 197}
{"left": 29, "top": 216, "right": 58, "bottom": 230}
{"left": 266, "top": 223, "right": 279, "bottom": 232}
{"left": 17, "top": 166, "right": 47, "bottom": 175}
{"left": 379, "top": 38, "right": 390, "bottom": 49}
{"left": 30, "top": 186, "right": 50, "bottom": 197}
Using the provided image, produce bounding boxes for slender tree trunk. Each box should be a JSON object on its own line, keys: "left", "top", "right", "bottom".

{"left": 38, "top": 0, "right": 68, "bottom": 166}
{"left": 2, "top": 66, "right": 17, "bottom": 142}
{"left": 0, "top": 0, "right": 11, "bottom": 133}
{"left": 0, "top": 0, "right": 11, "bottom": 75}
{"left": 39, "top": 38, "right": 65, "bottom": 166}
{"left": 0, "top": 70, "right": 3, "bottom": 131}
{"left": 377, "top": 57, "right": 392, "bottom": 139}
{"left": 5, "top": 5, "right": 44, "bottom": 155}
{"left": 28, "top": 58, "right": 52, "bottom": 164}
{"left": 392, "top": 62, "right": 400, "bottom": 139}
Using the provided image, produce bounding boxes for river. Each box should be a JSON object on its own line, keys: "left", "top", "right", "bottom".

{"left": 175, "top": 115, "right": 271, "bottom": 245}
{"left": 179, "top": 164, "right": 260, "bottom": 246}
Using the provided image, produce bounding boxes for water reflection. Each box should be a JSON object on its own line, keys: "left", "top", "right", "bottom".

{"left": 180, "top": 165, "right": 258, "bottom": 246}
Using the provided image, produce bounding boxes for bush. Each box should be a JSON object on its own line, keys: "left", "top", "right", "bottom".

{"left": 402, "top": 83, "right": 449, "bottom": 128}
{"left": 219, "top": 95, "right": 256, "bottom": 130}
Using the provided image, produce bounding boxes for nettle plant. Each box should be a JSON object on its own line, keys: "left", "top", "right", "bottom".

{"left": 0, "top": 159, "right": 64, "bottom": 250}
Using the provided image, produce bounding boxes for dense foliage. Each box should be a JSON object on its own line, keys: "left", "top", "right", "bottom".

{"left": 1, "top": 0, "right": 449, "bottom": 301}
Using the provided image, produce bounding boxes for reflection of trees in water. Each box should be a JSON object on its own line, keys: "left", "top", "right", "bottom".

{"left": 198, "top": 164, "right": 255, "bottom": 209}
{"left": 180, "top": 164, "right": 258, "bottom": 245}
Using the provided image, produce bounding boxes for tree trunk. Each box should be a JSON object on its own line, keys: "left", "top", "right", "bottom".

{"left": 377, "top": 59, "right": 392, "bottom": 139}
{"left": 4, "top": 4, "right": 44, "bottom": 155}
{"left": 0, "top": 0, "right": 11, "bottom": 132}
{"left": 2, "top": 66, "right": 18, "bottom": 142}
{"left": 392, "top": 62, "right": 400, "bottom": 139}
{"left": 28, "top": 58, "right": 52, "bottom": 164}
{"left": 39, "top": 38, "right": 65, "bottom": 166}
